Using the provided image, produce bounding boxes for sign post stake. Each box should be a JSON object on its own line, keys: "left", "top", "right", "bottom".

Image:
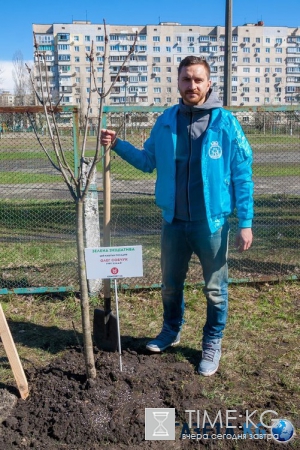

{"left": 114, "top": 279, "right": 122, "bottom": 371}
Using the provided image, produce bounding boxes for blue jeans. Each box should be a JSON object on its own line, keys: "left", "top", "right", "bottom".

{"left": 161, "top": 218, "right": 229, "bottom": 340}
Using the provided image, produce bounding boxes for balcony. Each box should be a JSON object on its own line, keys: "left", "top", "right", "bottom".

{"left": 59, "top": 87, "right": 72, "bottom": 94}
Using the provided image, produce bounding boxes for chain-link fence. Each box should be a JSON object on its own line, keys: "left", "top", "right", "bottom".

{"left": 0, "top": 106, "right": 299, "bottom": 293}
{"left": 0, "top": 107, "right": 78, "bottom": 293}
{"left": 103, "top": 106, "right": 300, "bottom": 288}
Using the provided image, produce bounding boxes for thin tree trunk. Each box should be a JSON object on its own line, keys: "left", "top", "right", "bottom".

{"left": 76, "top": 199, "right": 96, "bottom": 380}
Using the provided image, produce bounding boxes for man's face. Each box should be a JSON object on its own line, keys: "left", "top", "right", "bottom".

{"left": 178, "top": 64, "right": 212, "bottom": 106}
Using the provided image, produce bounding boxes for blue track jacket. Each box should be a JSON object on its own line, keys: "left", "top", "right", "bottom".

{"left": 113, "top": 104, "right": 254, "bottom": 233}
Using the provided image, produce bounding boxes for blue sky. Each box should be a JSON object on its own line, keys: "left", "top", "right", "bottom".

{"left": 1, "top": 0, "right": 300, "bottom": 90}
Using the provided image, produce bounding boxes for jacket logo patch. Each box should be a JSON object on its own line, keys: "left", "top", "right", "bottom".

{"left": 209, "top": 141, "right": 222, "bottom": 159}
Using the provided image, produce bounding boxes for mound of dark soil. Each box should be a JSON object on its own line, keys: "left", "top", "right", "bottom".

{"left": 0, "top": 344, "right": 291, "bottom": 449}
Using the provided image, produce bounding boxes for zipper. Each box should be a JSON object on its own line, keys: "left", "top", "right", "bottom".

{"left": 187, "top": 113, "right": 193, "bottom": 220}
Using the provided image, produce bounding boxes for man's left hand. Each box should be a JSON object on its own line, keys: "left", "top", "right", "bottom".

{"left": 235, "top": 228, "right": 253, "bottom": 253}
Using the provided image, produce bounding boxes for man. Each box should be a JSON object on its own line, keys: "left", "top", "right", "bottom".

{"left": 101, "top": 56, "right": 254, "bottom": 376}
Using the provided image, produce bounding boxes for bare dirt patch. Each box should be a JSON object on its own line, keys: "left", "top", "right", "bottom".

{"left": 0, "top": 343, "right": 298, "bottom": 450}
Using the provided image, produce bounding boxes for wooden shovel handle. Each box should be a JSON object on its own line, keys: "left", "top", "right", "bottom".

{"left": 103, "top": 144, "right": 111, "bottom": 301}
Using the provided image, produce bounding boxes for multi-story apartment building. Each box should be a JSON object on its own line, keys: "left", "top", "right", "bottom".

{"left": 33, "top": 21, "right": 300, "bottom": 110}
{"left": 0, "top": 90, "right": 15, "bottom": 106}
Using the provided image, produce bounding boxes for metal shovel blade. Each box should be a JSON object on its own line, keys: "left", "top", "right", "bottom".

{"left": 93, "top": 304, "right": 118, "bottom": 352}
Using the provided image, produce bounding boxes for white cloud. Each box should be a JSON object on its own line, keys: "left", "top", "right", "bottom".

{"left": 0, "top": 60, "right": 33, "bottom": 93}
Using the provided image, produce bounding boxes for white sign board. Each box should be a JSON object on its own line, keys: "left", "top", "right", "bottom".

{"left": 85, "top": 245, "right": 143, "bottom": 279}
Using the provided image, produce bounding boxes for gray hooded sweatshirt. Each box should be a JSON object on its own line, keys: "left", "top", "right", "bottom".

{"left": 175, "top": 89, "right": 223, "bottom": 221}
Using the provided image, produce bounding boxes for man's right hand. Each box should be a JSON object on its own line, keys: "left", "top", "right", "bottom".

{"left": 100, "top": 129, "right": 117, "bottom": 147}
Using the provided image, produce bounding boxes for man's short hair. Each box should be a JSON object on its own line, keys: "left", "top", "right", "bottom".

{"left": 178, "top": 56, "right": 211, "bottom": 79}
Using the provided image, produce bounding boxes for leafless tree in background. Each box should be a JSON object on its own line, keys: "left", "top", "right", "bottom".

{"left": 12, "top": 51, "right": 34, "bottom": 105}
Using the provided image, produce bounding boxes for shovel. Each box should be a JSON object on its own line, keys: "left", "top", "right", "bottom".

{"left": 93, "top": 144, "right": 118, "bottom": 351}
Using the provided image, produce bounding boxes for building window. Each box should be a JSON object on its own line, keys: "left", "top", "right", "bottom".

{"left": 275, "top": 58, "right": 282, "bottom": 63}
{"left": 265, "top": 58, "right": 270, "bottom": 63}
{"left": 97, "top": 46, "right": 104, "bottom": 52}
{"left": 255, "top": 87, "right": 260, "bottom": 92}
{"left": 255, "top": 58, "right": 260, "bottom": 63}
{"left": 58, "top": 54, "right": 71, "bottom": 61}
{"left": 266, "top": 48, "right": 270, "bottom": 53}
{"left": 188, "top": 47, "right": 195, "bottom": 53}
{"left": 276, "top": 48, "right": 283, "bottom": 53}
{"left": 176, "top": 36, "right": 182, "bottom": 42}
{"left": 265, "top": 78, "right": 270, "bottom": 83}
{"left": 153, "top": 87, "right": 161, "bottom": 93}
{"left": 96, "top": 36, "right": 104, "bottom": 41}
{"left": 188, "top": 36, "right": 194, "bottom": 42}
{"left": 166, "top": 46, "right": 171, "bottom": 52}
{"left": 256, "top": 37, "right": 261, "bottom": 43}
{"left": 255, "top": 97, "right": 260, "bottom": 102}
{"left": 177, "top": 47, "right": 182, "bottom": 52}
{"left": 243, "top": 57, "right": 250, "bottom": 63}
{"left": 153, "top": 46, "right": 160, "bottom": 52}
{"left": 243, "top": 67, "right": 250, "bottom": 73}
{"left": 266, "top": 37, "right": 270, "bottom": 43}
{"left": 154, "top": 77, "right": 161, "bottom": 83}
{"left": 243, "top": 37, "right": 250, "bottom": 43}
{"left": 75, "top": 57, "right": 80, "bottom": 62}
{"left": 276, "top": 38, "right": 282, "bottom": 44}
{"left": 153, "top": 36, "right": 160, "bottom": 42}
{"left": 166, "top": 57, "right": 171, "bottom": 62}
{"left": 243, "top": 47, "right": 250, "bottom": 53}
{"left": 85, "top": 46, "right": 91, "bottom": 52}
{"left": 153, "top": 57, "right": 160, "bottom": 62}
{"left": 166, "top": 36, "right": 171, "bottom": 42}
{"left": 57, "top": 33, "right": 70, "bottom": 41}
{"left": 85, "top": 36, "right": 90, "bottom": 42}
{"left": 255, "top": 77, "right": 260, "bottom": 83}
{"left": 57, "top": 44, "right": 70, "bottom": 50}
{"left": 166, "top": 77, "right": 172, "bottom": 82}
{"left": 255, "top": 67, "right": 260, "bottom": 73}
